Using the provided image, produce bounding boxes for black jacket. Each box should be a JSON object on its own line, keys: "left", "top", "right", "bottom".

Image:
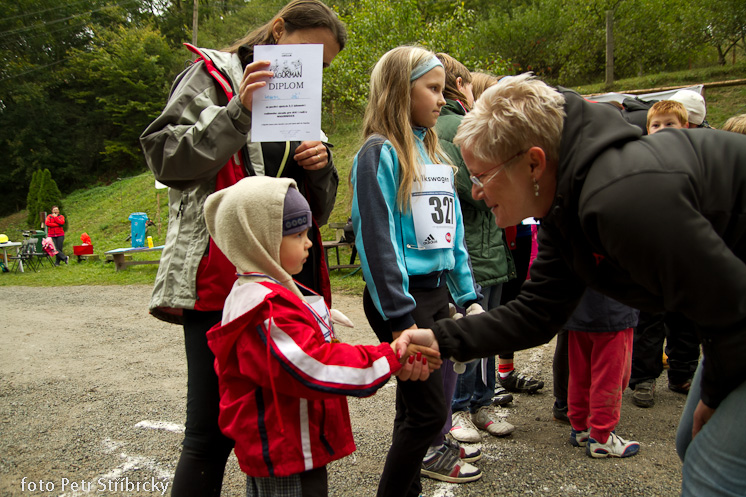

{"left": 432, "top": 88, "right": 746, "bottom": 408}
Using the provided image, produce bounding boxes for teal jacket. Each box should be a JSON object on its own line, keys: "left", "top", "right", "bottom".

{"left": 435, "top": 99, "right": 515, "bottom": 288}
{"left": 351, "top": 128, "right": 480, "bottom": 331}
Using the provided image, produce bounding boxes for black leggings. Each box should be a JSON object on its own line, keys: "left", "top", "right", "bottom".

{"left": 52, "top": 235, "right": 66, "bottom": 264}
{"left": 171, "top": 309, "right": 235, "bottom": 497}
{"left": 364, "top": 285, "right": 450, "bottom": 497}
{"left": 630, "top": 311, "right": 701, "bottom": 387}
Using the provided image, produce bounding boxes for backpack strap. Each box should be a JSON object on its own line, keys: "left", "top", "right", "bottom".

{"left": 183, "top": 43, "right": 234, "bottom": 99}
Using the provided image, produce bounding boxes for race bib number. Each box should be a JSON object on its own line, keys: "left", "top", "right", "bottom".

{"left": 411, "top": 164, "right": 456, "bottom": 249}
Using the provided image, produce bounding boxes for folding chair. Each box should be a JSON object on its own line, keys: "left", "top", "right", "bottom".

{"left": 8, "top": 238, "right": 38, "bottom": 273}
{"left": 35, "top": 238, "right": 56, "bottom": 268}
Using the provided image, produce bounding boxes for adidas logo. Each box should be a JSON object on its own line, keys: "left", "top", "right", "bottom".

{"left": 423, "top": 234, "right": 437, "bottom": 245}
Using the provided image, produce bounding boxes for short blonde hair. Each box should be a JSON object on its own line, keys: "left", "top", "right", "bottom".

{"left": 722, "top": 114, "right": 746, "bottom": 135}
{"left": 646, "top": 100, "right": 688, "bottom": 130}
{"left": 454, "top": 73, "right": 565, "bottom": 165}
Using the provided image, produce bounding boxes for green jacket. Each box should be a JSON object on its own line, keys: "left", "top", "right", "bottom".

{"left": 435, "top": 100, "right": 515, "bottom": 288}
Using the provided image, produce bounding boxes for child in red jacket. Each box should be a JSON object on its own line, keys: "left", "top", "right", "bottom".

{"left": 203, "top": 176, "right": 439, "bottom": 496}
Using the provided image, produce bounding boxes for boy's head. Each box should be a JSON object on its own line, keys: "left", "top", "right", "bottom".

{"left": 280, "top": 187, "right": 313, "bottom": 275}
{"left": 722, "top": 114, "right": 746, "bottom": 135}
{"left": 204, "top": 177, "right": 312, "bottom": 293}
{"left": 647, "top": 100, "right": 688, "bottom": 134}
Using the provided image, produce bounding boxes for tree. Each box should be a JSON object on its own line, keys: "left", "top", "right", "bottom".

{"left": 323, "top": 0, "right": 507, "bottom": 117}
{"left": 0, "top": 3, "right": 184, "bottom": 216}
{"left": 0, "top": 0, "right": 156, "bottom": 215}
{"left": 692, "top": 0, "right": 746, "bottom": 65}
{"left": 471, "top": 0, "right": 707, "bottom": 85}
{"left": 37, "top": 169, "right": 63, "bottom": 226}
{"left": 472, "top": 0, "right": 568, "bottom": 80}
{"left": 63, "top": 24, "right": 183, "bottom": 173}
{"left": 26, "top": 169, "right": 42, "bottom": 227}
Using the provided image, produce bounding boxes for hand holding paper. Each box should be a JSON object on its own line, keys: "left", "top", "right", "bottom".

{"left": 251, "top": 44, "right": 324, "bottom": 142}
{"left": 238, "top": 60, "right": 274, "bottom": 111}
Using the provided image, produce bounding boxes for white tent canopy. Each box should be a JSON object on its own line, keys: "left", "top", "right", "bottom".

{"left": 587, "top": 84, "right": 704, "bottom": 104}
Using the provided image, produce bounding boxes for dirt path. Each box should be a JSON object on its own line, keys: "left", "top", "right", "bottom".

{"left": 0, "top": 285, "right": 683, "bottom": 496}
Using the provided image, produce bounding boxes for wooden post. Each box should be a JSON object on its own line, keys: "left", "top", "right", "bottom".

{"left": 192, "top": 0, "right": 198, "bottom": 59}
{"left": 605, "top": 10, "right": 614, "bottom": 88}
{"left": 155, "top": 192, "right": 161, "bottom": 235}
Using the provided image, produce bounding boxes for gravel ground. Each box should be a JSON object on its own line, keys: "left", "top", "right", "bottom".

{"left": 0, "top": 285, "right": 684, "bottom": 496}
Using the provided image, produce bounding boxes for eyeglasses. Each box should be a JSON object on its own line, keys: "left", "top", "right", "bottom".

{"left": 469, "top": 150, "right": 527, "bottom": 188}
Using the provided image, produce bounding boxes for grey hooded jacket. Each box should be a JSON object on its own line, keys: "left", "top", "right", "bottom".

{"left": 140, "top": 47, "right": 337, "bottom": 323}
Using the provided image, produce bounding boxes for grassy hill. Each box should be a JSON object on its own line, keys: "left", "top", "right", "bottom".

{"left": 2, "top": 65, "right": 746, "bottom": 290}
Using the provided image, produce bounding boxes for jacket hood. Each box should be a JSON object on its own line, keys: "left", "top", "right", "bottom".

{"left": 549, "top": 89, "right": 642, "bottom": 219}
{"left": 193, "top": 47, "right": 244, "bottom": 90}
{"left": 204, "top": 176, "right": 303, "bottom": 299}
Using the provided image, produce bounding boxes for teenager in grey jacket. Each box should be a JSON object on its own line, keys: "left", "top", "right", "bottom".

{"left": 138, "top": 2, "right": 346, "bottom": 495}
{"left": 397, "top": 73, "right": 746, "bottom": 496}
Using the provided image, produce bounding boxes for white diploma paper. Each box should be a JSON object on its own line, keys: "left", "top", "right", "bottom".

{"left": 251, "top": 44, "right": 323, "bottom": 142}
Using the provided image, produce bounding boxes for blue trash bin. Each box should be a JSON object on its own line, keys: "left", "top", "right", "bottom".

{"left": 128, "top": 212, "right": 148, "bottom": 248}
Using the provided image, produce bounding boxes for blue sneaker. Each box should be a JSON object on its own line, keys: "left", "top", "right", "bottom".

{"left": 586, "top": 432, "right": 640, "bottom": 458}
{"left": 569, "top": 428, "right": 589, "bottom": 447}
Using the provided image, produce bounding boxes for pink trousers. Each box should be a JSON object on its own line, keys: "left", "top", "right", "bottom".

{"left": 567, "top": 328, "right": 634, "bottom": 443}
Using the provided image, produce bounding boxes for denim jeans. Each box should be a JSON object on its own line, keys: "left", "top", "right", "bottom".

{"left": 452, "top": 357, "right": 496, "bottom": 412}
{"left": 677, "top": 361, "right": 746, "bottom": 496}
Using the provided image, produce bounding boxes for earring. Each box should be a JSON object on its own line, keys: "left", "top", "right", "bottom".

{"left": 533, "top": 179, "right": 540, "bottom": 197}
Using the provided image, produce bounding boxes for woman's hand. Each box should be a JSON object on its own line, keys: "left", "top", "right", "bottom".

{"left": 393, "top": 328, "right": 440, "bottom": 381}
{"left": 390, "top": 339, "right": 442, "bottom": 376}
{"left": 294, "top": 141, "right": 329, "bottom": 171}
{"left": 392, "top": 345, "right": 439, "bottom": 381}
{"left": 238, "top": 60, "right": 274, "bottom": 111}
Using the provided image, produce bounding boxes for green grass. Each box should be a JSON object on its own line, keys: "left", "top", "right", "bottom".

{"left": 3, "top": 65, "right": 746, "bottom": 292}
{"left": 0, "top": 174, "right": 169, "bottom": 287}
{"left": 573, "top": 62, "right": 746, "bottom": 96}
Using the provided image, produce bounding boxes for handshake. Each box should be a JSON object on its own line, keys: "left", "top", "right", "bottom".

{"left": 387, "top": 303, "right": 484, "bottom": 381}
{"left": 390, "top": 337, "right": 442, "bottom": 381}
{"left": 330, "top": 307, "right": 442, "bottom": 381}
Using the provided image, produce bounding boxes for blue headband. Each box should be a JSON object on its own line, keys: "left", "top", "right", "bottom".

{"left": 410, "top": 56, "right": 443, "bottom": 81}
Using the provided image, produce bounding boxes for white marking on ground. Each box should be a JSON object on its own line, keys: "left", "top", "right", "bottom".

{"left": 431, "top": 482, "right": 458, "bottom": 496}
{"left": 57, "top": 438, "right": 173, "bottom": 497}
{"left": 135, "top": 419, "right": 185, "bottom": 433}
{"left": 520, "top": 341, "right": 550, "bottom": 376}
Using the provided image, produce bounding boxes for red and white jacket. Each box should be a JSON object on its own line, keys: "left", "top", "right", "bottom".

{"left": 206, "top": 279, "right": 400, "bottom": 478}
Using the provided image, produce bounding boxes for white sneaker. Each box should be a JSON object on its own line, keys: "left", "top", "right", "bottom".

{"left": 472, "top": 406, "right": 515, "bottom": 437}
{"left": 421, "top": 442, "right": 482, "bottom": 483}
{"left": 586, "top": 432, "right": 640, "bottom": 458}
{"left": 450, "top": 410, "right": 481, "bottom": 443}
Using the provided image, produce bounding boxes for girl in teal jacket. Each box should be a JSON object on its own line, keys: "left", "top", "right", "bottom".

{"left": 350, "top": 46, "right": 481, "bottom": 497}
